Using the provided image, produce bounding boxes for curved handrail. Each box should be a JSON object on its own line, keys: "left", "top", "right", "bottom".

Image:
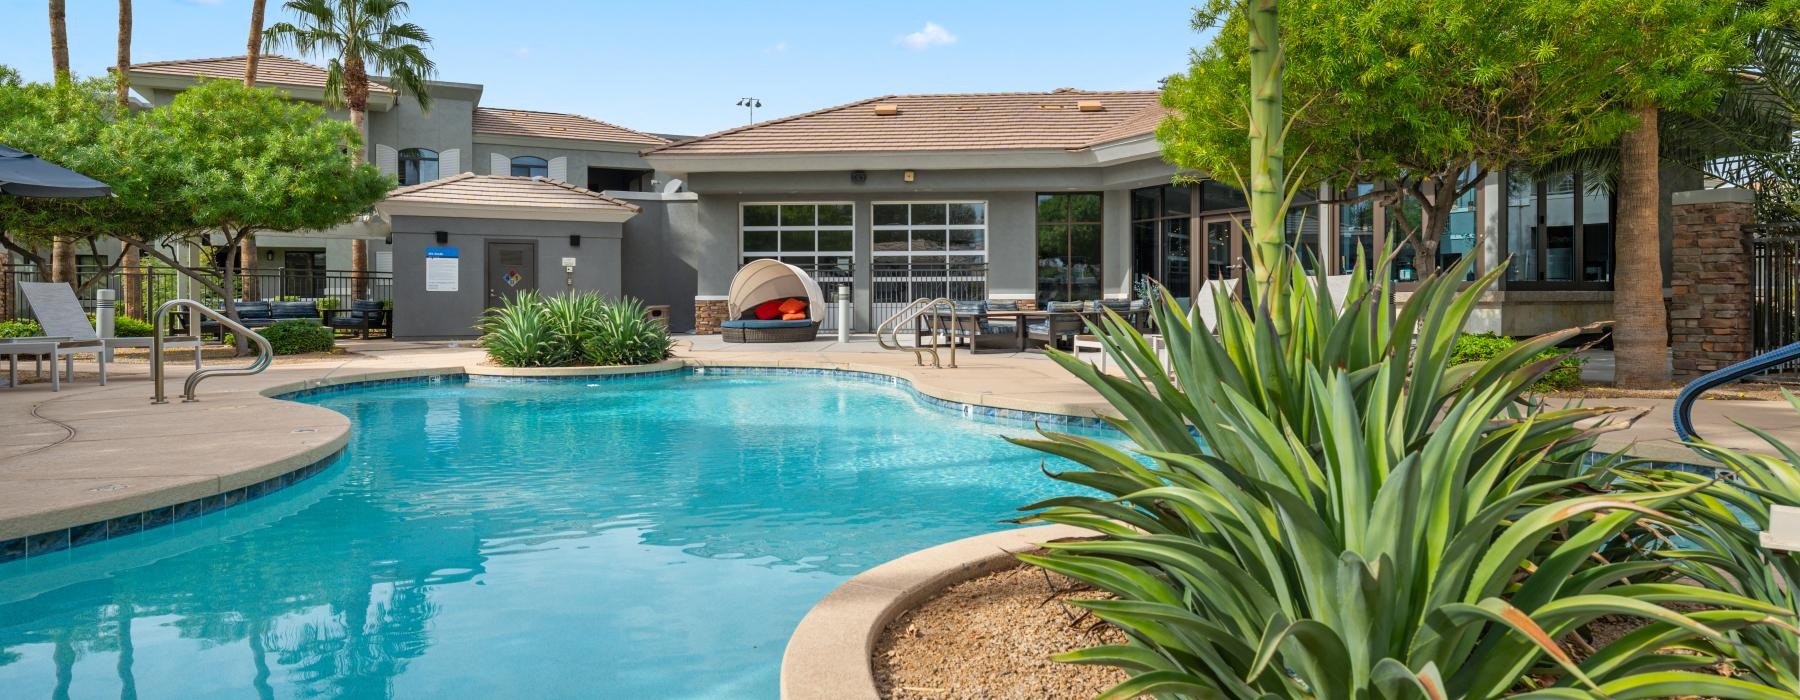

{"left": 1673, "top": 341, "right": 1800, "bottom": 441}
{"left": 150, "top": 299, "right": 274, "bottom": 404}
{"left": 874, "top": 298, "right": 959, "bottom": 368}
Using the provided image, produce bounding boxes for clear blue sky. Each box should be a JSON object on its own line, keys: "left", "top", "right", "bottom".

{"left": 0, "top": 0, "right": 1209, "bottom": 137}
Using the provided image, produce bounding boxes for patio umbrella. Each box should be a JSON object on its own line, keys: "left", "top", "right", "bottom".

{"left": 0, "top": 144, "right": 111, "bottom": 198}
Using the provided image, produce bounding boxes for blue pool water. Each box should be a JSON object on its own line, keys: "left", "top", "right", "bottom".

{"left": 0, "top": 372, "right": 1098, "bottom": 698}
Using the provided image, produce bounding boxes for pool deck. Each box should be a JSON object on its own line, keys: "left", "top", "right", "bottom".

{"left": 0, "top": 335, "right": 1795, "bottom": 547}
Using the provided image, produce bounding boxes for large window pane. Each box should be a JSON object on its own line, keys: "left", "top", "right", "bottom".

{"left": 874, "top": 204, "right": 908, "bottom": 226}
{"left": 1506, "top": 171, "right": 1539, "bottom": 281}
{"left": 910, "top": 230, "right": 946, "bottom": 251}
{"left": 1071, "top": 224, "right": 1103, "bottom": 301}
{"left": 873, "top": 202, "right": 991, "bottom": 307}
{"left": 817, "top": 204, "right": 853, "bottom": 226}
{"left": 911, "top": 203, "right": 947, "bottom": 225}
{"left": 948, "top": 202, "right": 985, "bottom": 225}
{"left": 1201, "top": 181, "right": 1248, "bottom": 211}
{"left": 1162, "top": 218, "right": 1191, "bottom": 298}
{"left": 1544, "top": 173, "right": 1576, "bottom": 281}
{"left": 948, "top": 229, "right": 984, "bottom": 251}
{"left": 1284, "top": 206, "right": 1320, "bottom": 272}
{"left": 1338, "top": 184, "right": 1375, "bottom": 274}
{"left": 1037, "top": 224, "right": 1071, "bottom": 303}
{"left": 1131, "top": 189, "right": 1158, "bottom": 220}
{"left": 743, "top": 204, "right": 778, "bottom": 227}
{"left": 742, "top": 230, "right": 778, "bottom": 253}
{"left": 818, "top": 230, "right": 853, "bottom": 252}
{"left": 873, "top": 230, "right": 908, "bottom": 252}
{"left": 1160, "top": 185, "right": 1190, "bottom": 216}
{"left": 780, "top": 230, "right": 815, "bottom": 252}
{"left": 1069, "top": 193, "right": 1103, "bottom": 223}
{"left": 1389, "top": 196, "right": 1422, "bottom": 282}
{"left": 1581, "top": 181, "right": 1612, "bottom": 282}
{"left": 1037, "top": 192, "right": 1105, "bottom": 303}
{"left": 1037, "top": 194, "right": 1068, "bottom": 221}
{"left": 1204, "top": 219, "right": 1234, "bottom": 279}
{"left": 779, "top": 205, "right": 815, "bottom": 227}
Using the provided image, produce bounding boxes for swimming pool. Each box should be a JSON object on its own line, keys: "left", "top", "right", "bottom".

{"left": 0, "top": 371, "right": 1098, "bottom": 698}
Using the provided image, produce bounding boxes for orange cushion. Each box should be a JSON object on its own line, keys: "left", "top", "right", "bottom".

{"left": 777, "top": 298, "right": 807, "bottom": 315}
{"left": 780, "top": 312, "right": 807, "bottom": 321}
{"left": 754, "top": 300, "right": 784, "bottom": 320}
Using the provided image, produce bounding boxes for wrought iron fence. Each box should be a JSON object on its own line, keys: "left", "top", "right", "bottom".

{"left": 2, "top": 264, "right": 392, "bottom": 321}
{"left": 872, "top": 261, "right": 990, "bottom": 326}
{"left": 1750, "top": 225, "right": 1800, "bottom": 376}
{"left": 779, "top": 260, "right": 853, "bottom": 332}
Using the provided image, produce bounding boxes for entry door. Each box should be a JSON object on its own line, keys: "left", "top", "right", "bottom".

{"left": 485, "top": 241, "right": 537, "bottom": 306}
{"left": 1200, "top": 215, "right": 1247, "bottom": 283}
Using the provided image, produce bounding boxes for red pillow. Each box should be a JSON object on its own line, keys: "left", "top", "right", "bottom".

{"left": 777, "top": 298, "right": 807, "bottom": 315}
{"left": 754, "top": 299, "right": 784, "bottom": 320}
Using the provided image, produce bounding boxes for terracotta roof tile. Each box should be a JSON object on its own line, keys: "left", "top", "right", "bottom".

{"left": 1083, "top": 104, "right": 1171, "bottom": 148}
{"left": 645, "top": 89, "right": 1162, "bottom": 156}
{"left": 472, "top": 107, "right": 668, "bottom": 146}
{"left": 128, "top": 55, "right": 394, "bottom": 94}
{"left": 384, "top": 173, "right": 640, "bottom": 211}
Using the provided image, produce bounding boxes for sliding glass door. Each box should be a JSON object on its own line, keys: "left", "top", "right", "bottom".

{"left": 1036, "top": 193, "right": 1103, "bottom": 304}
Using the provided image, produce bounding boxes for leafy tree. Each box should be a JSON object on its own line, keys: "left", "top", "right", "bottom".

{"left": 264, "top": 0, "right": 435, "bottom": 295}
{"left": 102, "top": 79, "right": 391, "bottom": 340}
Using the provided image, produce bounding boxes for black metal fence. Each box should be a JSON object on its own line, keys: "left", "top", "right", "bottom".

{"left": 872, "top": 262, "right": 990, "bottom": 325}
{"left": 1751, "top": 225, "right": 1800, "bottom": 363}
{"left": 2, "top": 264, "right": 393, "bottom": 321}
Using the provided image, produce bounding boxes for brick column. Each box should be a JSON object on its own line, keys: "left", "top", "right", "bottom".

{"left": 1669, "top": 189, "right": 1756, "bottom": 380}
{"left": 694, "top": 297, "right": 728, "bottom": 335}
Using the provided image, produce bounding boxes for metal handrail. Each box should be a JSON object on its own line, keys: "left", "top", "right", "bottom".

{"left": 150, "top": 298, "right": 273, "bottom": 404}
{"left": 875, "top": 297, "right": 958, "bottom": 368}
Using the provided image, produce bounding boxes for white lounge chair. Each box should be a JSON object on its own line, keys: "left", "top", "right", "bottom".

{"left": 0, "top": 336, "right": 74, "bottom": 390}
{"left": 19, "top": 282, "right": 202, "bottom": 387}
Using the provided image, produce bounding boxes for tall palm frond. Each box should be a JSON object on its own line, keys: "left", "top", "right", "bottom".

{"left": 263, "top": 0, "right": 435, "bottom": 112}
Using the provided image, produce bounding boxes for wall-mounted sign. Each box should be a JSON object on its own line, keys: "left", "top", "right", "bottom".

{"left": 426, "top": 247, "right": 459, "bottom": 292}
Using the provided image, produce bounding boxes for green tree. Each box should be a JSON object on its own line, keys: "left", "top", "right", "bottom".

{"left": 264, "top": 0, "right": 435, "bottom": 295}
{"left": 102, "top": 80, "right": 391, "bottom": 342}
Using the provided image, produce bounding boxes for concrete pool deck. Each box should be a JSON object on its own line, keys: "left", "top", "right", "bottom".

{"left": 0, "top": 335, "right": 1795, "bottom": 548}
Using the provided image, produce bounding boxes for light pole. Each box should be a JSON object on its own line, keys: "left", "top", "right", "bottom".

{"left": 736, "top": 97, "right": 761, "bottom": 124}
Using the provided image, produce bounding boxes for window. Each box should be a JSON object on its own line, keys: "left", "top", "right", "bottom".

{"left": 1334, "top": 167, "right": 1482, "bottom": 283}
{"left": 398, "top": 148, "right": 439, "bottom": 185}
{"left": 740, "top": 203, "right": 855, "bottom": 276}
{"left": 1337, "top": 183, "right": 1376, "bottom": 274}
{"left": 1036, "top": 193, "right": 1104, "bottom": 303}
{"left": 510, "top": 156, "right": 548, "bottom": 178}
{"left": 1130, "top": 185, "right": 1194, "bottom": 304}
{"left": 873, "top": 201, "right": 988, "bottom": 303}
{"left": 1503, "top": 169, "right": 1613, "bottom": 286}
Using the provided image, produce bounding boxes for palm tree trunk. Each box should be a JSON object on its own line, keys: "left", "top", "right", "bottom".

{"left": 244, "top": 0, "right": 266, "bottom": 86}
{"left": 240, "top": 239, "right": 260, "bottom": 300}
{"left": 1246, "top": 0, "right": 1286, "bottom": 323}
{"left": 115, "top": 0, "right": 131, "bottom": 105}
{"left": 348, "top": 84, "right": 370, "bottom": 299}
{"left": 48, "top": 0, "right": 70, "bottom": 85}
{"left": 1614, "top": 106, "right": 1669, "bottom": 388}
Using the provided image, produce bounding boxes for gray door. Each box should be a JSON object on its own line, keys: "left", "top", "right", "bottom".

{"left": 485, "top": 241, "right": 536, "bottom": 306}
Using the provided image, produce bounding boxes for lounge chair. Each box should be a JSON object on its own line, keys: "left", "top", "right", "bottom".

{"left": 1026, "top": 301, "right": 1088, "bottom": 350}
{"left": 722, "top": 260, "right": 824, "bottom": 342}
{"left": 325, "top": 299, "right": 392, "bottom": 339}
{"left": 0, "top": 336, "right": 75, "bottom": 391}
{"left": 19, "top": 282, "right": 203, "bottom": 386}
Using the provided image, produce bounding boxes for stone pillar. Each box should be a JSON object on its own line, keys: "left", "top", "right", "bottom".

{"left": 694, "top": 297, "right": 727, "bottom": 335}
{"left": 1669, "top": 189, "right": 1756, "bottom": 380}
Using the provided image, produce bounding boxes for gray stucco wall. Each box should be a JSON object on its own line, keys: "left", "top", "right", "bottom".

{"left": 472, "top": 140, "right": 657, "bottom": 189}
{"left": 388, "top": 214, "right": 623, "bottom": 340}
{"left": 612, "top": 192, "right": 705, "bottom": 332}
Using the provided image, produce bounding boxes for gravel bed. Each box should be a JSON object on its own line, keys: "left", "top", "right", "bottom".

{"left": 873, "top": 559, "right": 1127, "bottom": 699}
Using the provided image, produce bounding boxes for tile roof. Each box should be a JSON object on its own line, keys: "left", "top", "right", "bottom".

{"left": 128, "top": 55, "right": 394, "bottom": 94}
{"left": 472, "top": 107, "right": 669, "bottom": 146}
{"left": 645, "top": 89, "right": 1162, "bottom": 156}
{"left": 1083, "top": 104, "right": 1171, "bottom": 148}
{"left": 383, "top": 173, "right": 640, "bottom": 212}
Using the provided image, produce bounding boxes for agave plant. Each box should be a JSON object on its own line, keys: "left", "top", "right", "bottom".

{"left": 1012, "top": 253, "right": 1792, "bottom": 699}
{"left": 584, "top": 296, "right": 673, "bottom": 366}
{"left": 476, "top": 291, "right": 559, "bottom": 367}
{"left": 1612, "top": 396, "right": 1800, "bottom": 691}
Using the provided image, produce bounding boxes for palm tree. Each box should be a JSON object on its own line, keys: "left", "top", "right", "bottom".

{"left": 241, "top": 0, "right": 270, "bottom": 301}
{"left": 118, "top": 0, "right": 144, "bottom": 318}
{"left": 264, "top": 0, "right": 434, "bottom": 296}
{"left": 1613, "top": 108, "right": 1668, "bottom": 388}
{"left": 47, "top": 0, "right": 75, "bottom": 286}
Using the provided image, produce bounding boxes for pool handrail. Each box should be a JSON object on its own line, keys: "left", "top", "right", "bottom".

{"left": 150, "top": 298, "right": 274, "bottom": 404}
{"left": 1673, "top": 340, "right": 1800, "bottom": 441}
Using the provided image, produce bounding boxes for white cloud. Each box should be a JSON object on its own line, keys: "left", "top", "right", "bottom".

{"left": 898, "top": 22, "right": 956, "bottom": 50}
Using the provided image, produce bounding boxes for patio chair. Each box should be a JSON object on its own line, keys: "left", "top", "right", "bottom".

{"left": 325, "top": 299, "right": 392, "bottom": 339}
{"left": 19, "top": 282, "right": 203, "bottom": 386}
{"left": 0, "top": 336, "right": 75, "bottom": 391}
{"left": 1027, "top": 300, "right": 1088, "bottom": 350}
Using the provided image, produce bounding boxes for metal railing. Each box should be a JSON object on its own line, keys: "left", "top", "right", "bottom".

{"left": 876, "top": 297, "right": 958, "bottom": 369}
{"left": 3, "top": 264, "right": 393, "bottom": 321}
{"left": 150, "top": 299, "right": 272, "bottom": 404}
{"left": 871, "top": 262, "right": 988, "bottom": 331}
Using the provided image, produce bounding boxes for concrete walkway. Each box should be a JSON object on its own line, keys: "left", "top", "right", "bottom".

{"left": 1, "top": 334, "right": 1795, "bottom": 544}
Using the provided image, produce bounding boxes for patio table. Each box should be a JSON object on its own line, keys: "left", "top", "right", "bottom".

{"left": 0, "top": 336, "right": 73, "bottom": 390}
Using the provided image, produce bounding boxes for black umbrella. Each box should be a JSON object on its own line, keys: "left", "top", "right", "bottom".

{"left": 0, "top": 143, "right": 111, "bottom": 198}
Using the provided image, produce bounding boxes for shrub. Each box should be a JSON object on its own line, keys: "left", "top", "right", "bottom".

{"left": 257, "top": 320, "right": 334, "bottom": 355}
{"left": 1452, "top": 331, "right": 1584, "bottom": 392}
{"left": 0, "top": 319, "right": 43, "bottom": 338}
{"left": 584, "top": 297, "right": 673, "bottom": 366}
{"left": 100, "top": 315, "right": 154, "bottom": 337}
{"left": 476, "top": 292, "right": 671, "bottom": 368}
{"left": 1015, "top": 253, "right": 1766, "bottom": 698}
{"left": 317, "top": 297, "right": 341, "bottom": 310}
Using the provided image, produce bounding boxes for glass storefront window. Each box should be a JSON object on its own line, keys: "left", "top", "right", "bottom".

{"left": 1504, "top": 169, "right": 1612, "bottom": 286}
{"left": 1338, "top": 184, "right": 1375, "bottom": 274}
{"left": 1036, "top": 193, "right": 1105, "bottom": 303}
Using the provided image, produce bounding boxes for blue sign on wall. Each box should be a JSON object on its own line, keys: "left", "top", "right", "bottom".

{"left": 425, "top": 246, "right": 459, "bottom": 292}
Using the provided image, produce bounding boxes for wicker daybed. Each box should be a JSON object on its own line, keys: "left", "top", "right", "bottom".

{"left": 721, "top": 259, "right": 825, "bottom": 343}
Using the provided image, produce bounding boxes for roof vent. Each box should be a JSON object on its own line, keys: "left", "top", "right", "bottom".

{"left": 1077, "top": 100, "right": 1105, "bottom": 112}
{"left": 1052, "top": 87, "right": 1082, "bottom": 94}
{"left": 872, "top": 104, "right": 900, "bottom": 116}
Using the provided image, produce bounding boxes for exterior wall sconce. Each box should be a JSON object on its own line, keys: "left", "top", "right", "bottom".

{"left": 435, "top": 231, "right": 449, "bottom": 244}
{"left": 569, "top": 234, "right": 581, "bottom": 248}
{"left": 903, "top": 170, "right": 916, "bottom": 183}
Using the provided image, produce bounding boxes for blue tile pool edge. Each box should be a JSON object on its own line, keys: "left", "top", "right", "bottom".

{"left": 0, "top": 447, "right": 343, "bottom": 565}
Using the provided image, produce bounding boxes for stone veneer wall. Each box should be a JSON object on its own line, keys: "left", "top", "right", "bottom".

{"left": 694, "top": 298, "right": 728, "bottom": 335}
{"left": 1669, "top": 189, "right": 1757, "bottom": 380}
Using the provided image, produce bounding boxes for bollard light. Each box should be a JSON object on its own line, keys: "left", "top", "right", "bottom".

{"left": 837, "top": 284, "right": 850, "bottom": 344}
{"left": 95, "top": 289, "right": 116, "bottom": 361}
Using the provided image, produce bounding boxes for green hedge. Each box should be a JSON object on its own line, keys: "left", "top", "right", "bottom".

{"left": 0, "top": 320, "right": 42, "bottom": 338}
{"left": 258, "top": 320, "right": 335, "bottom": 355}
{"left": 1451, "top": 332, "right": 1585, "bottom": 392}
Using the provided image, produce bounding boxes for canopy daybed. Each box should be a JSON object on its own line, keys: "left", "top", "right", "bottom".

{"left": 722, "top": 259, "right": 826, "bottom": 343}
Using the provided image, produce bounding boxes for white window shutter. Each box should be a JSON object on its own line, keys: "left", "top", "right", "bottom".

{"left": 490, "top": 153, "right": 510, "bottom": 175}
{"left": 439, "top": 148, "right": 460, "bottom": 177}
{"left": 375, "top": 145, "right": 399, "bottom": 178}
{"left": 548, "top": 157, "right": 567, "bottom": 182}
{"left": 375, "top": 251, "right": 393, "bottom": 273}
